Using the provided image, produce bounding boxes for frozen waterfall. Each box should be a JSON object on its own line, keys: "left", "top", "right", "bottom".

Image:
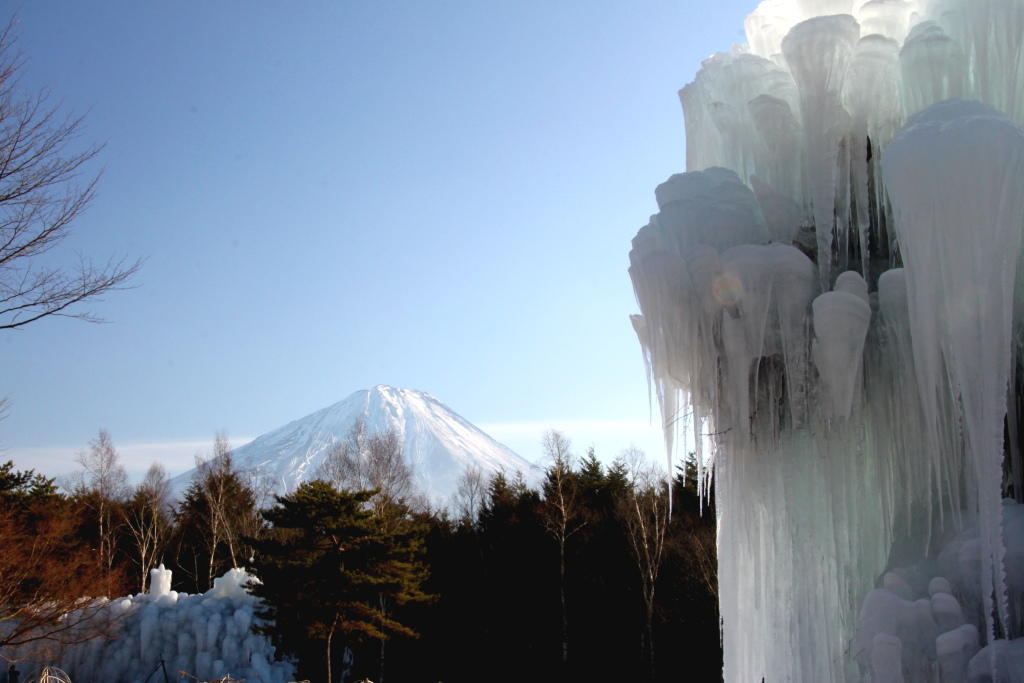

{"left": 628, "top": 0, "right": 1024, "bottom": 680}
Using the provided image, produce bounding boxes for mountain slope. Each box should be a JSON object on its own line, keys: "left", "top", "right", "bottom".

{"left": 171, "top": 386, "right": 535, "bottom": 504}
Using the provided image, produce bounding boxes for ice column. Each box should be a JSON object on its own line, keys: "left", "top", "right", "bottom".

{"left": 882, "top": 98, "right": 1024, "bottom": 644}
{"left": 149, "top": 563, "right": 171, "bottom": 597}
{"left": 782, "top": 15, "right": 858, "bottom": 288}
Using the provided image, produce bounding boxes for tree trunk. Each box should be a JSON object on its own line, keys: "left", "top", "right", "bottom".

{"left": 222, "top": 507, "right": 238, "bottom": 567}
{"left": 206, "top": 515, "right": 222, "bottom": 590}
{"left": 644, "top": 593, "right": 656, "bottom": 682}
{"left": 206, "top": 539, "right": 217, "bottom": 591}
{"left": 379, "top": 593, "right": 387, "bottom": 683}
{"left": 325, "top": 617, "right": 337, "bottom": 683}
{"left": 99, "top": 499, "right": 107, "bottom": 572}
{"left": 559, "top": 537, "right": 568, "bottom": 666}
{"left": 226, "top": 533, "right": 238, "bottom": 568}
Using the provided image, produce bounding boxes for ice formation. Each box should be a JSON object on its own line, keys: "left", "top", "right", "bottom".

{"left": 628, "top": 0, "right": 1024, "bottom": 680}
{"left": 855, "top": 500, "right": 1024, "bottom": 682}
{"left": 15, "top": 566, "right": 294, "bottom": 683}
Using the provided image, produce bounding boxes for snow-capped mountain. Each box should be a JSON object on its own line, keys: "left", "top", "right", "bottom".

{"left": 170, "top": 385, "right": 535, "bottom": 504}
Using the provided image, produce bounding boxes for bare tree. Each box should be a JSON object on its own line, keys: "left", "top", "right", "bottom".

{"left": 122, "top": 463, "right": 171, "bottom": 593}
{"left": 451, "top": 465, "right": 486, "bottom": 525}
{"left": 539, "top": 429, "right": 585, "bottom": 667}
{"left": 197, "top": 435, "right": 244, "bottom": 582}
{"left": 0, "top": 23, "right": 139, "bottom": 330}
{"left": 318, "top": 418, "right": 367, "bottom": 484}
{"left": 681, "top": 519, "right": 718, "bottom": 600}
{"left": 617, "top": 447, "right": 670, "bottom": 681}
{"left": 174, "top": 433, "right": 260, "bottom": 591}
{"left": 317, "top": 419, "right": 420, "bottom": 526}
{"left": 71, "top": 429, "right": 128, "bottom": 575}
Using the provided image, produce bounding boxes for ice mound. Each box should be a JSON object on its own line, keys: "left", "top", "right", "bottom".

{"left": 856, "top": 501, "right": 1024, "bottom": 682}
{"left": 43, "top": 566, "right": 294, "bottom": 683}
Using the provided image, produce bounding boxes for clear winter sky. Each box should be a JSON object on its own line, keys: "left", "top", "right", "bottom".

{"left": 2, "top": 1, "right": 753, "bottom": 479}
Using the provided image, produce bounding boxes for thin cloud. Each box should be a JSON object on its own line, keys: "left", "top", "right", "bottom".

{"left": 4, "top": 437, "right": 254, "bottom": 480}
{"left": 478, "top": 419, "right": 667, "bottom": 465}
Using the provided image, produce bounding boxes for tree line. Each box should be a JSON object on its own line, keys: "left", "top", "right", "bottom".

{"left": 0, "top": 425, "right": 721, "bottom": 682}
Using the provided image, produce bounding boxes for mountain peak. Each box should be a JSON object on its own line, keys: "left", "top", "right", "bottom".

{"left": 171, "top": 387, "right": 534, "bottom": 504}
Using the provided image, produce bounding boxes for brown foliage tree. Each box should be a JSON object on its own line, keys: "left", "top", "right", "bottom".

{"left": 0, "top": 484, "right": 126, "bottom": 660}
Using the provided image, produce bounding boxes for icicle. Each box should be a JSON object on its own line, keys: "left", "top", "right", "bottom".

{"left": 811, "top": 285, "right": 871, "bottom": 420}
{"left": 899, "top": 21, "right": 968, "bottom": 116}
{"left": 883, "top": 97, "right": 1024, "bottom": 646}
{"left": 782, "top": 14, "right": 860, "bottom": 289}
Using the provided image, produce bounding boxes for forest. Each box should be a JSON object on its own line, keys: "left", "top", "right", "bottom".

{"left": 0, "top": 427, "right": 720, "bottom": 683}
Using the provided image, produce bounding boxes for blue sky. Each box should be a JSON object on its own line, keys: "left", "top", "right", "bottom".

{"left": 1, "top": 1, "right": 752, "bottom": 477}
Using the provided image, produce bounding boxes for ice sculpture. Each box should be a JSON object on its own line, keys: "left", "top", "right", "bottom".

{"left": 14, "top": 567, "right": 294, "bottom": 683}
{"left": 628, "top": 0, "right": 1024, "bottom": 680}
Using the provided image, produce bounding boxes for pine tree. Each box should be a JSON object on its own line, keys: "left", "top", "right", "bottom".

{"left": 249, "top": 481, "right": 429, "bottom": 683}
{"left": 0, "top": 460, "right": 57, "bottom": 508}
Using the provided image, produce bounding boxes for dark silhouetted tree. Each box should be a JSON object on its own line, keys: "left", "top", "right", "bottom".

{"left": 539, "top": 429, "right": 584, "bottom": 667}
{"left": 249, "top": 481, "right": 429, "bottom": 683}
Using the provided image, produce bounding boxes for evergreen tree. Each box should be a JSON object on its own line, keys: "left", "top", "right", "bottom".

{"left": 571, "top": 452, "right": 638, "bottom": 682}
{"left": 0, "top": 460, "right": 57, "bottom": 509}
{"left": 577, "top": 448, "right": 605, "bottom": 497}
{"left": 476, "top": 470, "right": 553, "bottom": 681}
{"left": 249, "top": 481, "right": 429, "bottom": 683}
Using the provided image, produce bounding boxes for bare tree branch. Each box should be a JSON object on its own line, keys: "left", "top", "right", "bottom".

{"left": 451, "top": 465, "right": 485, "bottom": 525}
{"left": 317, "top": 418, "right": 424, "bottom": 523}
{"left": 0, "top": 21, "right": 140, "bottom": 330}
{"left": 122, "top": 463, "right": 171, "bottom": 594}
{"left": 70, "top": 430, "right": 128, "bottom": 576}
